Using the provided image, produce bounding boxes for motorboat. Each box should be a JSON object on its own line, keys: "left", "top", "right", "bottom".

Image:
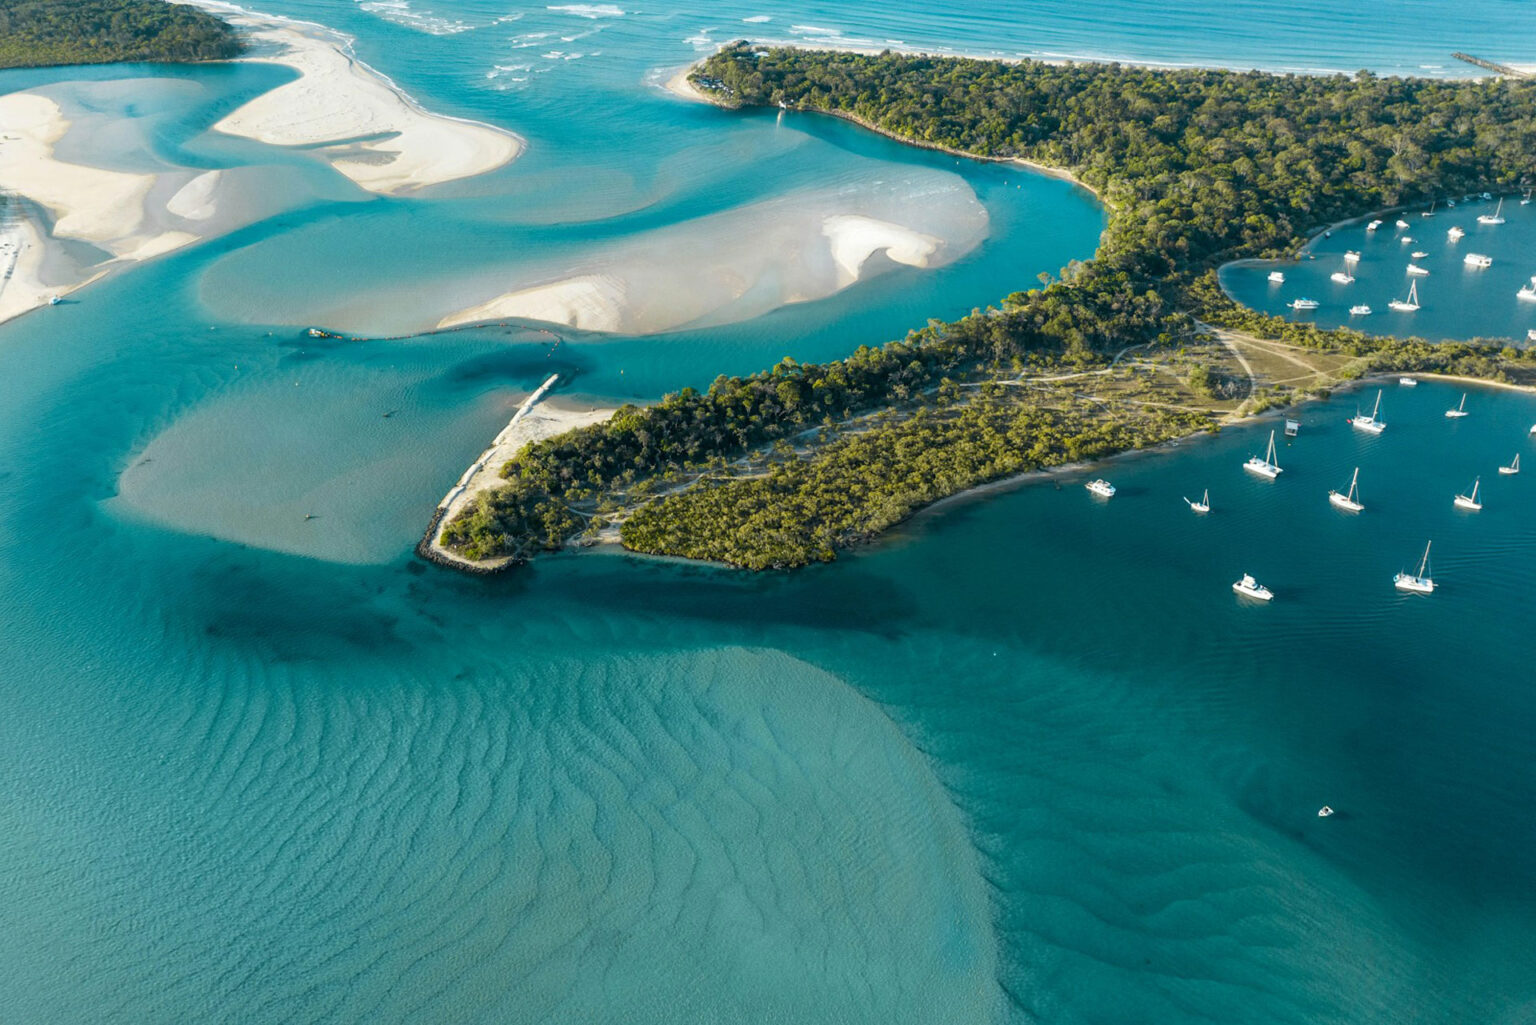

{"left": 1464, "top": 253, "right": 1492, "bottom": 268}
{"left": 1233, "top": 573, "right": 1274, "bottom": 601}
{"left": 1349, "top": 391, "right": 1386, "bottom": 433}
{"left": 1517, "top": 283, "right": 1536, "bottom": 301}
{"left": 1343, "top": 250, "right": 1361, "bottom": 263}
{"left": 1289, "top": 298, "right": 1320, "bottom": 310}
{"left": 1399, "top": 235, "right": 1415, "bottom": 244}
{"left": 1399, "top": 377, "right": 1417, "bottom": 386}
{"left": 1244, "top": 429, "right": 1283, "bottom": 478}
{"left": 1395, "top": 219, "right": 1410, "bottom": 229}
{"left": 1367, "top": 219, "right": 1383, "bottom": 231}
{"left": 1329, "top": 467, "right": 1366, "bottom": 512}
{"left": 1447, "top": 226, "right": 1465, "bottom": 240}
{"left": 1317, "top": 806, "right": 1335, "bottom": 818}
{"left": 1085, "top": 478, "right": 1116, "bottom": 498}
{"left": 1529, "top": 329, "right": 1536, "bottom": 342}
{"left": 1330, "top": 271, "right": 1355, "bottom": 284}
{"left": 47, "top": 296, "right": 62, "bottom": 306}
{"left": 1268, "top": 270, "right": 1286, "bottom": 283}
{"left": 1349, "top": 304, "right": 1372, "bottom": 316}
{"left": 1411, "top": 250, "right": 1428, "bottom": 259}
{"left": 1499, "top": 453, "right": 1520, "bottom": 476}
{"left": 1388, "top": 280, "right": 1421, "bottom": 312}
{"left": 1185, "top": 489, "right": 1210, "bottom": 514}
{"left": 1453, "top": 477, "right": 1482, "bottom": 511}
{"left": 1394, "top": 541, "right": 1435, "bottom": 594}
{"left": 1407, "top": 263, "right": 1430, "bottom": 276}
{"left": 1477, "top": 198, "right": 1505, "bottom": 225}
{"left": 1445, "top": 393, "right": 1469, "bottom": 418}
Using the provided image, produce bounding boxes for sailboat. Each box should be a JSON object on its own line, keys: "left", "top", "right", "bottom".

{"left": 1388, "top": 279, "right": 1421, "bottom": 312}
{"left": 1445, "top": 393, "right": 1469, "bottom": 418}
{"left": 1478, "top": 197, "right": 1506, "bottom": 225}
{"left": 1394, "top": 541, "right": 1435, "bottom": 593}
{"left": 1500, "top": 453, "right": 1520, "bottom": 475}
{"left": 1422, "top": 199, "right": 1437, "bottom": 217}
{"left": 1244, "top": 429, "right": 1283, "bottom": 478}
{"left": 1330, "top": 262, "right": 1355, "bottom": 284}
{"left": 1454, "top": 477, "right": 1482, "bottom": 511}
{"left": 1185, "top": 489, "right": 1210, "bottom": 513}
{"left": 1348, "top": 390, "right": 1386, "bottom": 433}
{"left": 1329, "top": 467, "right": 1365, "bottom": 512}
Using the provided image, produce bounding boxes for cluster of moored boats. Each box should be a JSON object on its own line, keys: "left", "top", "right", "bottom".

{"left": 1269, "top": 194, "right": 1536, "bottom": 337}
{"left": 1085, "top": 379, "right": 1532, "bottom": 601}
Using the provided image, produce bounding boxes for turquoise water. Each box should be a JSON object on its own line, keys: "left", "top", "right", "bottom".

{"left": 1224, "top": 197, "right": 1536, "bottom": 342}
{"left": 4, "top": 2, "right": 1536, "bottom": 1022}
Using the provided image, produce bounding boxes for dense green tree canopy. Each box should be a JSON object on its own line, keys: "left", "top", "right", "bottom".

{"left": 0, "top": 0, "right": 242, "bottom": 69}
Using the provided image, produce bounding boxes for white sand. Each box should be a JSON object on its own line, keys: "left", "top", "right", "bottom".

{"left": 439, "top": 274, "right": 629, "bottom": 332}
{"left": 822, "top": 214, "right": 941, "bottom": 285}
{"left": 165, "top": 170, "right": 223, "bottom": 220}
{"left": 0, "top": 218, "right": 69, "bottom": 323}
{"left": 200, "top": 3, "right": 524, "bottom": 195}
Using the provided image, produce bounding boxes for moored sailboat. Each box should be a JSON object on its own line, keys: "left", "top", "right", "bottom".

{"left": 1453, "top": 476, "right": 1482, "bottom": 511}
{"left": 1329, "top": 467, "right": 1365, "bottom": 512}
{"left": 1499, "top": 453, "right": 1520, "bottom": 475}
{"left": 1348, "top": 390, "right": 1386, "bottom": 433}
{"left": 1477, "top": 197, "right": 1505, "bottom": 225}
{"left": 1445, "top": 393, "right": 1468, "bottom": 418}
{"left": 1243, "top": 429, "right": 1283, "bottom": 478}
{"left": 1185, "top": 489, "right": 1210, "bottom": 513}
{"left": 1393, "top": 541, "right": 1435, "bottom": 593}
{"left": 1388, "top": 279, "right": 1421, "bottom": 312}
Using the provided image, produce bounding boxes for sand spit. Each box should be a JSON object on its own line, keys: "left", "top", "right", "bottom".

{"left": 194, "top": 1, "right": 524, "bottom": 195}
{"left": 427, "top": 374, "right": 616, "bottom": 571}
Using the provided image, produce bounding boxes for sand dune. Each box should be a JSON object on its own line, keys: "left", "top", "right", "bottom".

{"left": 198, "top": 2, "right": 524, "bottom": 195}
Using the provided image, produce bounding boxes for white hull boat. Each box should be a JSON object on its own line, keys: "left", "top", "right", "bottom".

{"left": 1085, "top": 478, "right": 1116, "bottom": 498}
{"left": 1399, "top": 377, "right": 1417, "bottom": 386}
{"left": 1289, "top": 298, "right": 1320, "bottom": 310}
{"left": 1244, "top": 429, "right": 1283, "bottom": 478}
{"left": 1407, "top": 263, "right": 1430, "bottom": 276}
{"left": 1447, "top": 226, "right": 1465, "bottom": 240}
{"left": 1329, "top": 467, "right": 1365, "bottom": 512}
{"left": 1454, "top": 477, "right": 1482, "bottom": 511}
{"left": 1233, "top": 573, "right": 1274, "bottom": 601}
{"left": 1349, "top": 304, "right": 1372, "bottom": 316}
{"left": 1499, "top": 454, "right": 1520, "bottom": 475}
{"left": 1268, "top": 271, "right": 1286, "bottom": 283}
{"left": 1478, "top": 198, "right": 1505, "bottom": 225}
{"left": 1445, "top": 393, "right": 1468, "bottom": 418}
{"left": 1330, "top": 271, "right": 1355, "bottom": 284}
{"left": 1394, "top": 541, "right": 1435, "bottom": 593}
{"left": 1388, "top": 280, "right": 1421, "bottom": 312}
{"left": 1464, "top": 253, "right": 1492, "bottom": 268}
{"left": 1348, "top": 390, "right": 1386, "bottom": 433}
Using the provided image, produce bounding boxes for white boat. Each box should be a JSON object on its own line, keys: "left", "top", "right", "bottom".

{"left": 1343, "top": 250, "right": 1361, "bottom": 263}
{"left": 1453, "top": 476, "right": 1482, "bottom": 511}
{"left": 1268, "top": 270, "right": 1286, "bottom": 284}
{"left": 1329, "top": 467, "right": 1366, "bottom": 512}
{"left": 1349, "top": 304, "right": 1373, "bottom": 316}
{"left": 1399, "top": 376, "right": 1417, "bottom": 386}
{"left": 1395, "top": 219, "right": 1410, "bottom": 229}
{"left": 1367, "top": 219, "right": 1383, "bottom": 231}
{"left": 1445, "top": 393, "right": 1468, "bottom": 418}
{"left": 1388, "top": 280, "right": 1421, "bottom": 312}
{"left": 1289, "top": 298, "right": 1320, "bottom": 310}
{"left": 1394, "top": 541, "right": 1436, "bottom": 594}
{"left": 1185, "top": 488, "right": 1210, "bottom": 513}
{"left": 1244, "top": 429, "right": 1283, "bottom": 478}
{"left": 1529, "top": 329, "right": 1536, "bottom": 342}
{"left": 47, "top": 296, "right": 62, "bottom": 306}
{"left": 1411, "top": 250, "right": 1428, "bottom": 259}
{"left": 1085, "top": 478, "right": 1116, "bottom": 498}
{"left": 1499, "top": 453, "right": 1520, "bottom": 475}
{"left": 1317, "top": 806, "right": 1335, "bottom": 817}
{"left": 1349, "top": 390, "right": 1386, "bottom": 433}
{"left": 1406, "top": 263, "right": 1430, "bottom": 276}
{"left": 1517, "top": 284, "right": 1536, "bottom": 301}
{"left": 1447, "top": 226, "right": 1465, "bottom": 240}
{"left": 1477, "top": 198, "right": 1505, "bottom": 225}
{"left": 1464, "top": 252, "right": 1492, "bottom": 268}
{"left": 1330, "top": 271, "right": 1355, "bottom": 284}
{"left": 1399, "top": 235, "right": 1415, "bottom": 244}
{"left": 1422, "top": 200, "right": 1437, "bottom": 218}
{"left": 1233, "top": 573, "right": 1274, "bottom": 601}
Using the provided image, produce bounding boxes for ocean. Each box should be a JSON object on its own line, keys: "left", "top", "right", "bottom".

{"left": 2, "top": 2, "right": 1535, "bottom": 1022}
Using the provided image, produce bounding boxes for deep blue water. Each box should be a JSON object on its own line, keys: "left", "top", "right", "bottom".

{"left": 3, "top": 2, "right": 1536, "bottom": 1023}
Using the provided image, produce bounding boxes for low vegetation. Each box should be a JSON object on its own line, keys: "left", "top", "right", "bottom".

{"left": 441, "top": 46, "right": 1536, "bottom": 570}
{"left": 0, "top": 0, "right": 242, "bottom": 69}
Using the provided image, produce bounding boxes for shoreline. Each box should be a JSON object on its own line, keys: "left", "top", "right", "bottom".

{"left": 183, "top": 0, "right": 524, "bottom": 196}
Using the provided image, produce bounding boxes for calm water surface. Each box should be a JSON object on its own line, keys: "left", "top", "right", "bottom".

{"left": 3, "top": 2, "right": 1536, "bottom": 1022}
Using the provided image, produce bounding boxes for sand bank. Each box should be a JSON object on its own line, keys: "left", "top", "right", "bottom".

{"left": 823, "top": 215, "right": 941, "bottom": 285}
{"left": 427, "top": 375, "right": 616, "bottom": 571}
{"left": 194, "top": 1, "right": 523, "bottom": 195}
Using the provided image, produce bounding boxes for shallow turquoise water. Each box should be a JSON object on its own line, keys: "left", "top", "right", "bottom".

{"left": 4, "top": 2, "right": 1536, "bottom": 1022}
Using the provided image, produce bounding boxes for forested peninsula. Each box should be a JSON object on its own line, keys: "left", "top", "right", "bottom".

{"left": 0, "top": 0, "right": 241, "bottom": 69}
{"left": 440, "top": 45, "right": 1536, "bottom": 572}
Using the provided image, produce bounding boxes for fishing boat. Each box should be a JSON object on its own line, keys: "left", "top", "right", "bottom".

{"left": 1399, "top": 376, "right": 1417, "bottom": 386}
{"left": 1395, "top": 219, "right": 1410, "bottom": 229}
{"left": 1477, "top": 197, "right": 1505, "bottom": 225}
{"left": 1500, "top": 453, "right": 1520, "bottom": 475}
{"left": 1268, "top": 270, "right": 1286, "bottom": 284}
{"left": 1349, "top": 304, "right": 1373, "bottom": 316}
{"left": 1464, "top": 252, "right": 1492, "bottom": 268}
{"left": 1367, "top": 219, "right": 1383, "bottom": 231}
{"left": 1317, "top": 806, "right": 1335, "bottom": 817}
{"left": 1244, "top": 429, "right": 1283, "bottom": 478}
{"left": 1085, "top": 478, "right": 1116, "bottom": 498}
{"left": 1517, "top": 283, "right": 1536, "bottom": 301}
{"left": 1411, "top": 250, "right": 1428, "bottom": 259}
{"left": 1388, "top": 280, "right": 1421, "bottom": 312}
{"left": 1447, "top": 225, "right": 1465, "bottom": 240}
{"left": 1445, "top": 393, "right": 1469, "bottom": 418}
{"left": 1289, "top": 298, "right": 1320, "bottom": 310}
{"left": 1343, "top": 250, "right": 1361, "bottom": 263}
{"left": 1349, "top": 390, "right": 1386, "bottom": 433}
{"left": 1454, "top": 476, "right": 1482, "bottom": 511}
{"left": 1394, "top": 541, "right": 1436, "bottom": 594}
{"left": 1407, "top": 263, "right": 1430, "bottom": 276}
{"left": 1185, "top": 489, "right": 1210, "bottom": 513}
{"left": 1232, "top": 573, "right": 1274, "bottom": 601}
{"left": 1329, "top": 467, "right": 1366, "bottom": 512}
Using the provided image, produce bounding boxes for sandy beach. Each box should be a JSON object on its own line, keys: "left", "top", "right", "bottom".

{"left": 193, "top": 1, "right": 524, "bottom": 195}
